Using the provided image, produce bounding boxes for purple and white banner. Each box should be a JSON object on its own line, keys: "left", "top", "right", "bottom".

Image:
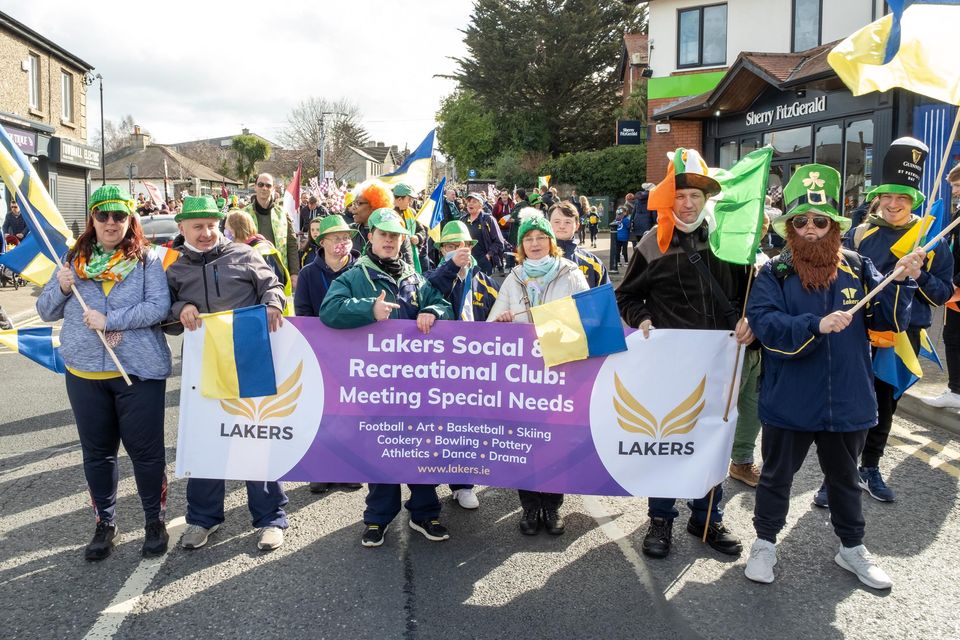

{"left": 176, "top": 320, "right": 742, "bottom": 498}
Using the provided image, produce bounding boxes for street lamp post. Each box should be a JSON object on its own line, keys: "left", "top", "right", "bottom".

{"left": 83, "top": 73, "right": 105, "bottom": 185}
{"left": 317, "top": 111, "right": 346, "bottom": 183}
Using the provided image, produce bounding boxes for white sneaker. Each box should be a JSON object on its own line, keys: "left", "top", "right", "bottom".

{"left": 922, "top": 390, "right": 960, "bottom": 409}
{"left": 744, "top": 539, "right": 777, "bottom": 584}
{"left": 257, "top": 526, "right": 284, "bottom": 551}
{"left": 452, "top": 488, "right": 480, "bottom": 509}
{"left": 835, "top": 545, "right": 892, "bottom": 589}
{"left": 181, "top": 523, "right": 219, "bottom": 549}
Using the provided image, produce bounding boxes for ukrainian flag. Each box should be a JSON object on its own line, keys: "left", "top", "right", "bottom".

{"left": 200, "top": 305, "right": 277, "bottom": 399}
{"left": 529, "top": 284, "right": 627, "bottom": 367}
{"left": 828, "top": 0, "right": 960, "bottom": 105}
{"left": 378, "top": 130, "right": 434, "bottom": 193}
{"left": 0, "top": 326, "right": 65, "bottom": 374}
{"left": 416, "top": 177, "right": 446, "bottom": 243}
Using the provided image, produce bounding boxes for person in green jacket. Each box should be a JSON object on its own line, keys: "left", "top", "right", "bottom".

{"left": 319, "top": 208, "right": 453, "bottom": 548}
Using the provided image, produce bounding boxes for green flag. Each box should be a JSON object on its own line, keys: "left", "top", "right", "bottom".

{"left": 708, "top": 147, "right": 773, "bottom": 265}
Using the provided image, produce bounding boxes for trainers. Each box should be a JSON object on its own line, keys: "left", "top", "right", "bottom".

{"left": 337, "top": 483, "right": 363, "bottom": 491}
{"left": 835, "top": 544, "right": 892, "bottom": 589}
{"left": 309, "top": 482, "right": 330, "bottom": 493}
{"left": 84, "top": 521, "right": 118, "bottom": 562}
{"left": 686, "top": 519, "right": 743, "bottom": 556}
{"left": 729, "top": 462, "right": 761, "bottom": 488}
{"left": 181, "top": 523, "right": 219, "bottom": 549}
{"left": 256, "top": 526, "right": 284, "bottom": 551}
{"left": 922, "top": 390, "right": 960, "bottom": 409}
{"left": 744, "top": 539, "right": 777, "bottom": 584}
{"left": 409, "top": 518, "right": 450, "bottom": 541}
{"left": 642, "top": 517, "right": 673, "bottom": 558}
{"left": 452, "top": 488, "right": 480, "bottom": 509}
{"left": 859, "top": 466, "right": 895, "bottom": 502}
{"left": 542, "top": 508, "right": 565, "bottom": 536}
{"left": 141, "top": 520, "right": 169, "bottom": 557}
{"left": 519, "top": 508, "right": 541, "bottom": 536}
{"left": 812, "top": 481, "right": 829, "bottom": 508}
{"left": 361, "top": 523, "right": 387, "bottom": 547}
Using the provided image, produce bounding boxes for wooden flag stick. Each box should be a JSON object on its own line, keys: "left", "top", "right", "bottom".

{"left": 8, "top": 181, "right": 132, "bottom": 385}
{"left": 913, "top": 105, "right": 960, "bottom": 251}
{"left": 722, "top": 266, "right": 756, "bottom": 422}
{"left": 701, "top": 486, "right": 716, "bottom": 543}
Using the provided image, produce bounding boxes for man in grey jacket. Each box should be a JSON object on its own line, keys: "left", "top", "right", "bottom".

{"left": 165, "top": 195, "right": 288, "bottom": 552}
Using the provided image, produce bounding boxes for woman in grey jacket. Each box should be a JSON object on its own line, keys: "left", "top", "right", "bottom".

{"left": 37, "top": 185, "right": 172, "bottom": 562}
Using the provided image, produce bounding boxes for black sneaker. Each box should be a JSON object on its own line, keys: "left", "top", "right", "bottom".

{"left": 141, "top": 520, "right": 169, "bottom": 557}
{"left": 361, "top": 523, "right": 388, "bottom": 548}
{"left": 409, "top": 518, "right": 450, "bottom": 541}
{"left": 85, "top": 521, "right": 118, "bottom": 561}
{"left": 309, "top": 482, "right": 330, "bottom": 494}
{"left": 642, "top": 517, "right": 673, "bottom": 558}
{"left": 542, "top": 508, "right": 565, "bottom": 536}
{"left": 686, "top": 519, "right": 743, "bottom": 556}
{"left": 519, "top": 508, "right": 541, "bottom": 536}
{"left": 336, "top": 483, "right": 363, "bottom": 491}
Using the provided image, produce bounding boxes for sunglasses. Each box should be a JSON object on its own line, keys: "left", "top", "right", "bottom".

{"left": 93, "top": 211, "right": 129, "bottom": 223}
{"left": 256, "top": 182, "right": 273, "bottom": 188}
{"left": 791, "top": 215, "right": 830, "bottom": 230}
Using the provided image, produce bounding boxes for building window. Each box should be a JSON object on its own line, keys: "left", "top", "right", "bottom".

{"left": 844, "top": 118, "right": 874, "bottom": 212}
{"left": 61, "top": 71, "right": 74, "bottom": 122}
{"left": 677, "top": 4, "right": 727, "bottom": 68}
{"left": 763, "top": 126, "right": 812, "bottom": 159}
{"left": 814, "top": 123, "right": 842, "bottom": 174}
{"left": 792, "top": 0, "right": 822, "bottom": 52}
{"left": 28, "top": 53, "right": 41, "bottom": 110}
{"left": 718, "top": 140, "right": 738, "bottom": 169}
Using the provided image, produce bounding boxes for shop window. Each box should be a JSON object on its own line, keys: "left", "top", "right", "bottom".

{"left": 678, "top": 4, "right": 727, "bottom": 68}
{"left": 792, "top": 0, "right": 821, "bottom": 52}
{"left": 61, "top": 71, "right": 74, "bottom": 122}
{"left": 718, "top": 140, "right": 738, "bottom": 169}
{"left": 814, "top": 123, "right": 842, "bottom": 174}
{"left": 740, "top": 137, "right": 762, "bottom": 157}
{"left": 763, "top": 126, "right": 811, "bottom": 159}
{"left": 844, "top": 118, "right": 874, "bottom": 213}
{"left": 27, "top": 53, "right": 41, "bottom": 110}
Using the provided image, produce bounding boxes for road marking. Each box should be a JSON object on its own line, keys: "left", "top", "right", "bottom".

{"left": 887, "top": 435, "right": 960, "bottom": 479}
{"left": 82, "top": 516, "right": 186, "bottom": 640}
{"left": 890, "top": 426, "right": 960, "bottom": 461}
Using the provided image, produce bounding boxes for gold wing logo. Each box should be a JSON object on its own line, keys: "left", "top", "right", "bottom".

{"left": 219, "top": 362, "right": 303, "bottom": 422}
{"left": 613, "top": 373, "right": 706, "bottom": 439}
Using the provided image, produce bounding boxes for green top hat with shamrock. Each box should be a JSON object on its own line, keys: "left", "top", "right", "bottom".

{"left": 438, "top": 221, "right": 476, "bottom": 245}
{"left": 88, "top": 185, "right": 135, "bottom": 214}
{"left": 772, "top": 164, "right": 850, "bottom": 237}
{"left": 175, "top": 195, "right": 225, "bottom": 222}
{"left": 866, "top": 136, "right": 928, "bottom": 209}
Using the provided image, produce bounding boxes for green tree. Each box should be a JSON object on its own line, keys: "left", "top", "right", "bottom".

{"left": 538, "top": 145, "right": 646, "bottom": 197}
{"left": 436, "top": 90, "right": 498, "bottom": 174}
{"left": 231, "top": 135, "right": 272, "bottom": 187}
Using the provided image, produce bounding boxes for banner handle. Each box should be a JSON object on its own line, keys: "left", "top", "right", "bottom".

{"left": 723, "top": 266, "right": 755, "bottom": 422}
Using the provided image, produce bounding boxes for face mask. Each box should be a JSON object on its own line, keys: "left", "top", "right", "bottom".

{"left": 673, "top": 208, "right": 708, "bottom": 233}
{"left": 523, "top": 255, "right": 554, "bottom": 269}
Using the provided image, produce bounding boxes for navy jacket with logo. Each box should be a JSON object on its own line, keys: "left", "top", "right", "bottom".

{"left": 424, "top": 259, "right": 499, "bottom": 321}
{"left": 746, "top": 252, "right": 916, "bottom": 432}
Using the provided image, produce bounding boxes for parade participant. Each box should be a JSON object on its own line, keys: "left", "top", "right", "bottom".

{"left": 300, "top": 195, "right": 325, "bottom": 233}
{"left": 616, "top": 148, "right": 752, "bottom": 559}
{"left": 165, "top": 195, "right": 289, "bottom": 552}
{"left": 588, "top": 207, "right": 600, "bottom": 247}
{"left": 224, "top": 210, "right": 293, "bottom": 316}
{"left": 547, "top": 201, "right": 608, "bottom": 288}
{"left": 461, "top": 192, "right": 504, "bottom": 276}
{"left": 424, "top": 220, "right": 500, "bottom": 510}
{"left": 615, "top": 206, "right": 632, "bottom": 267}
{"left": 744, "top": 164, "right": 921, "bottom": 588}
{"left": 577, "top": 195, "right": 590, "bottom": 244}
{"left": 442, "top": 188, "right": 461, "bottom": 225}
{"left": 392, "top": 183, "right": 430, "bottom": 272}
{"left": 3, "top": 200, "right": 27, "bottom": 241}
{"left": 493, "top": 190, "right": 514, "bottom": 222}
{"left": 319, "top": 208, "right": 453, "bottom": 547}
{"left": 300, "top": 217, "right": 323, "bottom": 267}
{"left": 489, "top": 208, "right": 589, "bottom": 536}
{"left": 349, "top": 180, "right": 393, "bottom": 255}
{"left": 816, "top": 138, "right": 953, "bottom": 504}
{"left": 242, "top": 172, "right": 300, "bottom": 290}
{"left": 925, "top": 162, "right": 960, "bottom": 409}
{"left": 37, "top": 185, "right": 172, "bottom": 561}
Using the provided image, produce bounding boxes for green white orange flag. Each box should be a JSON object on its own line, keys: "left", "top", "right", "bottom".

{"left": 706, "top": 147, "right": 773, "bottom": 265}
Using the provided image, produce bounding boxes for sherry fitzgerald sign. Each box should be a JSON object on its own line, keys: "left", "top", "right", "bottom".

{"left": 745, "top": 95, "right": 827, "bottom": 127}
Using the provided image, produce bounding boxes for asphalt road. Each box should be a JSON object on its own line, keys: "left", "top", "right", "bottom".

{"left": 2, "top": 332, "right": 959, "bottom": 640}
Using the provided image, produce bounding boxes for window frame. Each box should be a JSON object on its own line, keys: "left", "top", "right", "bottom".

{"left": 27, "top": 53, "right": 41, "bottom": 110}
{"left": 791, "top": 0, "right": 822, "bottom": 53}
{"left": 676, "top": 3, "right": 728, "bottom": 69}
{"left": 60, "top": 70, "right": 74, "bottom": 123}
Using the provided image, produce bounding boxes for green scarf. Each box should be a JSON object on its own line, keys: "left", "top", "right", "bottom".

{"left": 76, "top": 244, "right": 139, "bottom": 283}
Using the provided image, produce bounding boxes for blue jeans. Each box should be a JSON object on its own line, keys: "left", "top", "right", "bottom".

{"left": 186, "top": 478, "right": 289, "bottom": 529}
{"left": 648, "top": 482, "right": 724, "bottom": 526}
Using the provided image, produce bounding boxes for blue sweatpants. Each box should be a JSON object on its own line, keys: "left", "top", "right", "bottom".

{"left": 364, "top": 483, "right": 441, "bottom": 526}
{"left": 186, "top": 478, "right": 288, "bottom": 529}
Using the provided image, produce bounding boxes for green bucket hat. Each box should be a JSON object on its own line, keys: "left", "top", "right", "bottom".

{"left": 175, "top": 195, "right": 225, "bottom": 222}
{"left": 438, "top": 221, "right": 476, "bottom": 245}
{"left": 316, "top": 214, "right": 358, "bottom": 238}
{"left": 88, "top": 185, "right": 135, "bottom": 215}
{"left": 772, "top": 164, "right": 849, "bottom": 238}
{"left": 517, "top": 208, "right": 556, "bottom": 243}
{"left": 392, "top": 183, "right": 416, "bottom": 198}
{"left": 216, "top": 197, "right": 226, "bottom": 208}
{"left": 368, "top": 208, "right": 411, "bottom": 235}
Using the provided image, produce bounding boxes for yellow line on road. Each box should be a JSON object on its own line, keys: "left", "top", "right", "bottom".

{"left": 887, "top": 435, "right": 960, "bottom": 479}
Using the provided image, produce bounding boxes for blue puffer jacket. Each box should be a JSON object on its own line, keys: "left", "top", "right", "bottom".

{"left": 616, "top": 215, "right": 631, "bottom": 241}
{"left": 746, "top": 251, "right": 915, "bottom": 432}
{"left": 846, "top": 216, "right": 954, "bottom": 329}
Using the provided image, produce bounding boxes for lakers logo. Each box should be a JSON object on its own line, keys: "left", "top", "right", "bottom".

{"left": 613, "top": 373, "right": 705, "bottom": 439}
{"left": 841, "top": 287, "right": 859, "bottom": 306}
{"left": 220, "top": 362, "right": 303, "bottom": 423}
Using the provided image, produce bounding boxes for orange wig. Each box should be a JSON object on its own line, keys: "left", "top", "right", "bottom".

{"left": 356, "top": 180, "right": 394, "bottom": 210}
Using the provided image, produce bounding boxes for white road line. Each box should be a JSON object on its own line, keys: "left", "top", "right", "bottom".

{"left": 82, "top": 516, "right": 186, "bottom": 640}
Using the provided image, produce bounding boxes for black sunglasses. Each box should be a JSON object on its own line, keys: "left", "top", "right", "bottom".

{"left": 93, "top": 211, "right": 129, "bottom": 223}
{"left": 256, "top": 182, "right": 273, "bottom": 188}
{"left": 791, "top": 215, "right": 830, "bottom": 230}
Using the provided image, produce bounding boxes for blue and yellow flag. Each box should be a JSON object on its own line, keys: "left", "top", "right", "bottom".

{"left": 0, "top": 326, "right": 65, "bottom": 374}
{"left": 378, "top": 130, "right": 434, "bottom": 193}
{"left": 828, "top": 0, "right": 960, "bottom": 105}
{"left": 529, "top": 284, "right": 627, "bottom": 367}
{"left": 200, "top": 305, "right": 277, "bottom": 399}
{"left": 0, "top": 233, "right": 57, "bottom": 285}
{"left": 873, "top": 331, "right": 923, "bottom": 399}
{"left": 416, "top": 177, "right": 447, "bottom": 243}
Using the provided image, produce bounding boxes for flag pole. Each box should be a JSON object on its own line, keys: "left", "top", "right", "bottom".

{"left": 722, "top": 266, "right": 755, "bottom": 421}
{"left": 913, "top": 106, "right": 960, "bottom": 251}
{"left": 701, "top": 487, "right": 716, "bottom": 543}
{"left": 9, "top": 183, "right": 132, "bottom": 386}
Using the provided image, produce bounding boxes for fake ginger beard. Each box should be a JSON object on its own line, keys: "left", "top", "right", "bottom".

{"left": 785, "top": 222, "right": 842, "bottom": 291}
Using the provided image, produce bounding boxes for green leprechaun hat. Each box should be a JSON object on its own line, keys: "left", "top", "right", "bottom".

{"left": 175, "top": 195, "right": 225, "bottom": 222}
{"left": 772, "top": 164, "right": 850, "bottom": 237}
{"left": 88, "top": 184, "right": 135, "bottom": 214}
{"left": 438, "top": 221, "right": 476, "bottom": 245}
{"left": 866, "top": 136, "right": 928, "bottom": 209}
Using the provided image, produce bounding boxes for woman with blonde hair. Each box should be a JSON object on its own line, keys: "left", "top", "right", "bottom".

{"left": 225, "top": 210, "right": 292, "bottom": 314}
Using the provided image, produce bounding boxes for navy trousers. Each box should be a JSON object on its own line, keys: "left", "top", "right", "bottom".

{"left": 648, "top": 483, "right": 724, "bottom": 526}
{"left": 65, "top": 372, "right": 167, "bottom": 525}
{"left": 186, "top": 478, "right": 289, "bottom": 529}
{"left": 364, "top": 484, "right": 441, "bottom": 526}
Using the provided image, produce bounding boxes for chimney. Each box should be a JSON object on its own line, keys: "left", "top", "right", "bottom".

{"left": 376, "top": 141, "right": 385, "bottom": 147}
{"left": 131, "top": 125, "right": 150, "bottom": 150}
{"left": 242, "top": 127, "right": 250, "bottom": 135}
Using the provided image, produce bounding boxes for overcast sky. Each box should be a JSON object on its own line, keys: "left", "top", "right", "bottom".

{"left": 2, "top": 0, "right": 474, "bottom": 150}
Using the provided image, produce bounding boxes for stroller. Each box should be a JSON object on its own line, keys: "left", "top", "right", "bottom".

{"left": 0, "top": 234, "right": 25, "bottom": 290}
